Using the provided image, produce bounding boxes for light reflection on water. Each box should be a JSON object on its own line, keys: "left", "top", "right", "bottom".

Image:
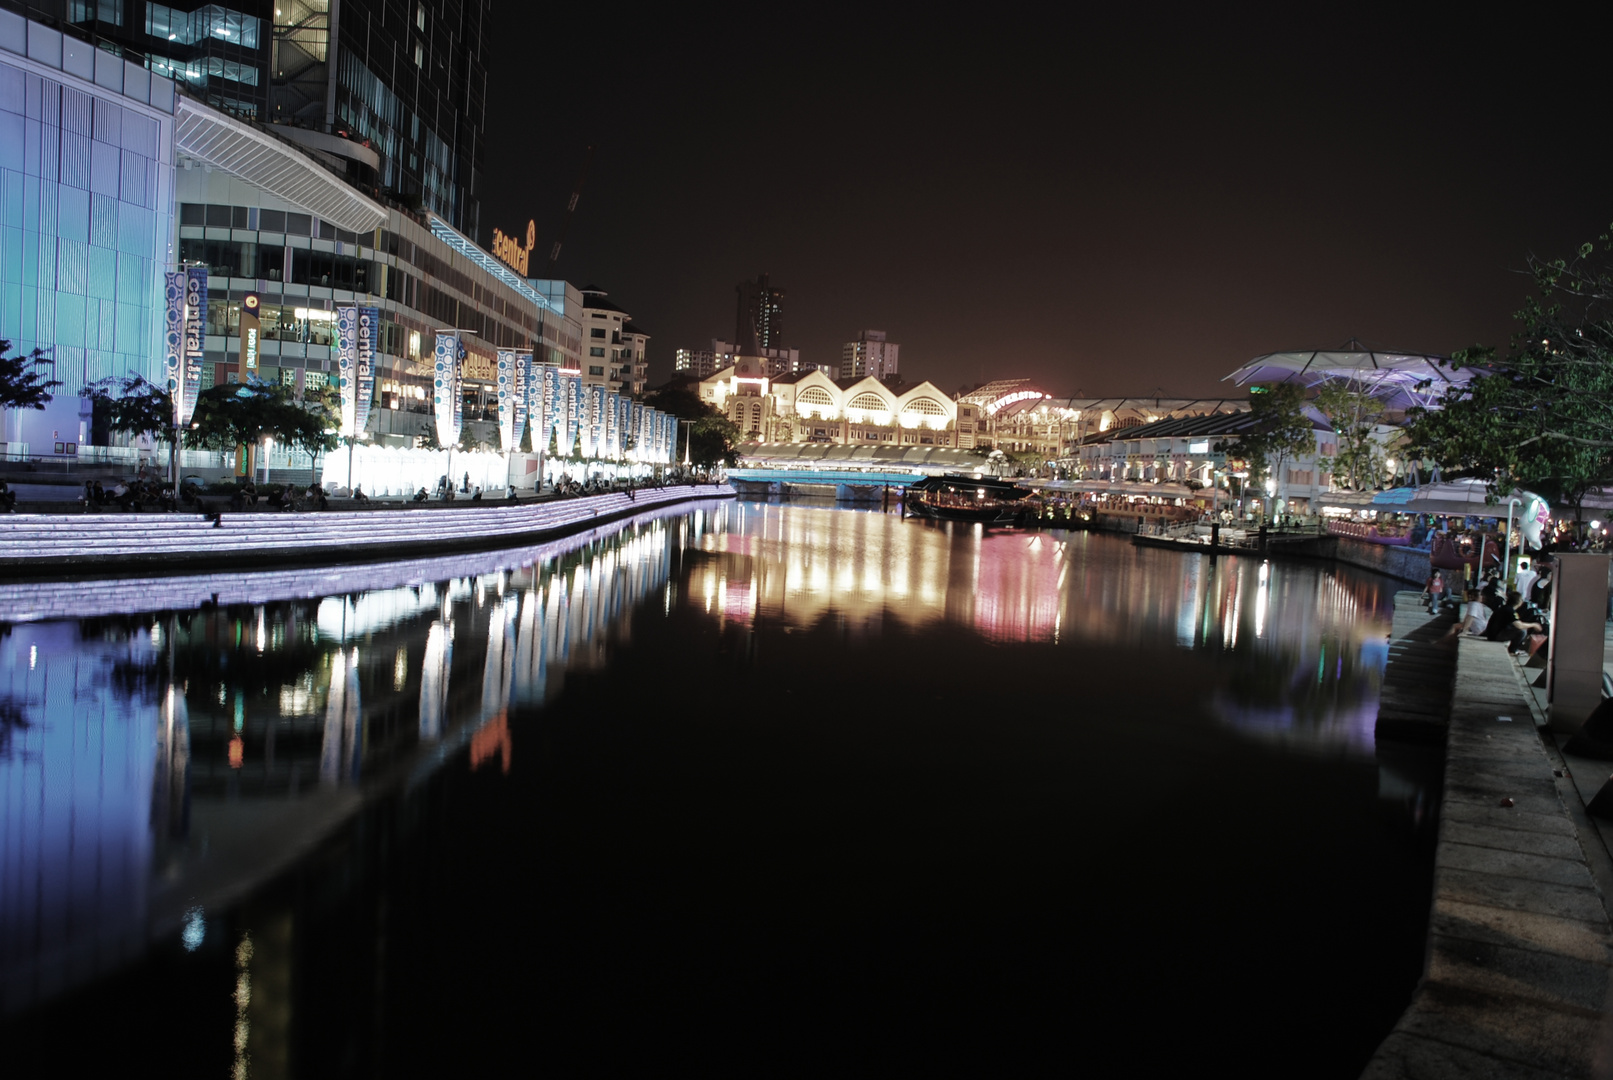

{"left": 0, "top": 499, "right": 1403, "bottom": 1029}
{"left": 698, "top": 502, "right": 1396, "bottom": 750}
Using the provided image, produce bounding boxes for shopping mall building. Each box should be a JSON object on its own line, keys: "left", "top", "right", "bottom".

{"left": 0, "top": 9, "right": 615, "bottom": 479}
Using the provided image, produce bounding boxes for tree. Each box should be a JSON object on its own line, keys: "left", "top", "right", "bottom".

{"left": 1235, "top": 383, "right": 1316, "bottom": 512}
{"left": 417, "top": 422, "right": 442, "bottom": 451}
{"left": 1312, "top": 379, "right": 1389, "bottom": 491}
{"left": 645, "top": 385, "right": 741, "bottom": 467}
{"left": 83, "top": 373, "right": 175, "bottom": 443}
{"left": 0, "top": 341, "right": 60, "bottom": 412}
{"left": 187, "top": 378, "right": 338, "bottom": 462}
{"left": 1404, "top": 227, "right": 1613, "bottom": 521}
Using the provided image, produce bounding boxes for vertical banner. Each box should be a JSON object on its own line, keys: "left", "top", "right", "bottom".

{"left": 606, "top": 393, "right": 621, "bottom": 459}
{"left": 577, "top": 380, "right": 594, "bottom": 458}
{"left": 496, "top": 351, "right": 515, "bottom": 451}
{"left": 630, "top": 402, "right": 644, "bottom": 461}
{"left": 355, "top": 306, "right": 378, "bottom": 436}
{"left": 433, "top": 332, "right": 461, "bottom": 449}
{"left": 642, "top": 407, "right": 658, "bottom": 463}
{"left": 182, "top": 267, "right": 207, "bottom": 424}
{"left": 564, "top": 375, "right": 581, "bottom": 457}
{"left": 589, "top": 385, "right": 606, "bottom": 459}
{"left": 164, "top": 271, "right": 185, "bottom": 425}
{"left": 238, "top": 292, "right": 261, "bottom": 381}
{"left": 541, "top": 365, "right": 559, "bottom": 453}
{"left": 335, "top": 306, "right": 357, "bottom": 436}
{"left": 453, "top": 339, "right": 466, "bottom": 442}
{"left": 513, "top": 352, "right": 530, "bottom": 449}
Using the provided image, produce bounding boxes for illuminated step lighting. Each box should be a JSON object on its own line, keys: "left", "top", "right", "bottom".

{"left": 0, "top": 486, "right": 734, "bottom": 562}
{"left": 0, "top": 496, "right": 722, "bottom": 623}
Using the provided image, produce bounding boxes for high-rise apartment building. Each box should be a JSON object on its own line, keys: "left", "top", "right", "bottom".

{"left": 0, "top": 0, "right": 488, "bottom": 236}
{"left": 841, "top": 329, "right": 899, "bottom": 381}
{"left": 735, "top": 272, "right": 783, "bottom": 353}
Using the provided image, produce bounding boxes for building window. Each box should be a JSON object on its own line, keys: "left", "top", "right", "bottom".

{"left": 591, "top": 328, "right": 606, "bottom": 338}
{"left": 414, "top": 42, "right": 423, "bottom": 67}
{"left": 589, "top": 347, "right": 605, "bottom": 357}
{"left": 589, "top": 366, "right": 604, "bottom": 376}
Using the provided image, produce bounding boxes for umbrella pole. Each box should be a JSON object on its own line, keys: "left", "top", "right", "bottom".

{"left": 1502, "top": 496, "right": 1521, "bottom": 588}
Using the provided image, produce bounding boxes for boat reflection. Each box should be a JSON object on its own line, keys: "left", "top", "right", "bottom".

{"left": 0, "top": 509, "right": 687, "bottom": 1017}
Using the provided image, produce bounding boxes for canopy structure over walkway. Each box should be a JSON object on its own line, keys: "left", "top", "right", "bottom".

{"left": 1224, "top": 338, "right": 1471, "bottom": 411}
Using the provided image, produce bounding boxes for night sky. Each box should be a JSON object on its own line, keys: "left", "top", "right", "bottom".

{"left": 482, "top": 10, "right": 1611, "bottom": 398}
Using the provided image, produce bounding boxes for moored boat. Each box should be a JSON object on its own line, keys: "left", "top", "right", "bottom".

{"left": 904, "top": 474, "right": 1038, "bottom": 526}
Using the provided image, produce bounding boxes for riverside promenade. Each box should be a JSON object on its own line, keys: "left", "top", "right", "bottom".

{"left": 0, "top": 483, "right": 736, "bottom": 576}
{"left": 1364, "top": 606, "right": 1613, "bottom": 1078}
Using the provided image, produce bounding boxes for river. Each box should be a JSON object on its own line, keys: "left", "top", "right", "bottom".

{"left": 0, "top": 500, "right": 1435, "bottom": 1076}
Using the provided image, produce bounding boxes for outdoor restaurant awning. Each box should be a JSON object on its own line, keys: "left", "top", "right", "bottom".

{"left": 1369, "top": 479, "right": 1543, "bottom": 517}
{"left": 1223, "top": 341, "right": 1472, "bottom": 411}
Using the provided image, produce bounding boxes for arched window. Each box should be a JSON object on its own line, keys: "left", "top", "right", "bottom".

{"left": 902, "top": 398, "right": 947, "bottom": 416}
{"left": 849, "top": 392, "right": 890, "bottom": 412}
{"left": 799, "top": 386, "right": 833, "bottom": 405}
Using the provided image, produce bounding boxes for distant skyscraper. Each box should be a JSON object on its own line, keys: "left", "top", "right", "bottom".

{"left": 735, "top": 273, "right": 785, "bottom": 354}
{"left": 841, "top": 330, "right": 899, "bottom": 381}
{"left": 0, "top": 0, "right": 489, "bottom": 236}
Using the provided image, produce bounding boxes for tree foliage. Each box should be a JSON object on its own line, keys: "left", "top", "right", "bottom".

{"left": 0, "top": 341, "right": 61, "bottom": 411}
{"left": 645, "top": 385, "right": 741, "bottom": 467}
{"left": 1236, "top": 383, "right": 1316, "bottom": 493}
{"left": 83, "top": 373, "right": 175, "bottom": 441}
{"left": 1313, "top": 379, "right": 1388, "bottom": 491}
{"left": 186, "top": 378, "right": 338, "bottom": 459}
{"left": 1403, "top": 226, "right": 1613, "bottom": 518}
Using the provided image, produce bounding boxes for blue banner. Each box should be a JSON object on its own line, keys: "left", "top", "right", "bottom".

{"left": 164, "top": 271, "right": 184, "bottom": 425}
{"left": 182, "top": 267, "right": 207, "bottom": 425}
{"left": 541, "top": 365, "right": 559, "bottom": 453}
{"left": 630, "top": 402, "right": 644, "bottom": 460}
{"left": 336, "top": 307, "right": 357, "bottom": 436}
{"left": 513, "top": 352, "right": 530, "bottom": 449}
{"left": 433, "top": 332, "right": 460, "bottom": 448}
{"left": 564, "top": 375, "right": 581, "bottom": 457}
{"left": 589, "top": 385, "right": 606, "bottom": 459}
{"left": 355, "top": 307, "right": 378, "bottom": 436}
{"left": 496, "top": 351, "right": 515, "bottom": 451}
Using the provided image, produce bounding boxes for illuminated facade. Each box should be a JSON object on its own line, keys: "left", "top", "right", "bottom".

{"left": 676, "top": 338, "right": 826, "bottom": 381}
{"left": 700, "top": 364, "right": 968, "bottom": 448}
{"left": 840, "top": 328, "right": 898, "bottom": 381}
{"left": 0, "top": 1, "right": 488, "bottom": 236}
{"left": 578, "top": 285, "right": 648, "bottom": 396}
{"left": 0, "top": 15, "right": 177, "bottom": 450}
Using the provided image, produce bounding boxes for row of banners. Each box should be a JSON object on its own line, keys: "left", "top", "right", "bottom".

{"left": 436, "top": 336, "right": 678, "bottom": 462}
{"left": 162, "top": 280, "right": 674, "bottom": 462}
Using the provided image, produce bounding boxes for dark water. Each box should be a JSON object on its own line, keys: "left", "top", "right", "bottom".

{"left": 0, "top": 501, "right": 1435, "bottom": 1077}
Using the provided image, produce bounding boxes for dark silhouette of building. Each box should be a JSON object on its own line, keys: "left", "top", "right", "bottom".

{"left": 735, "top": 272, "right": 784, "bottom": 355}
{"left": 0, "top": 0, "right": 488, "bottom": 236}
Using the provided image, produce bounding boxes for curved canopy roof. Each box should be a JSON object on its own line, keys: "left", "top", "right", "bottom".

{"left": 1224, "top": 342, "right": 1470, "bottom": 410}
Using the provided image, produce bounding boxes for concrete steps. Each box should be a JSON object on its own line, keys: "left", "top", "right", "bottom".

{"left": 1376, "top": 591, "right": 1459, "bottom": 744}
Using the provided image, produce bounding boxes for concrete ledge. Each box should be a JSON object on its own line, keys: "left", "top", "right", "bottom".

{"left": 1361, "top": 638, "right": 1613, "bottom": 1078}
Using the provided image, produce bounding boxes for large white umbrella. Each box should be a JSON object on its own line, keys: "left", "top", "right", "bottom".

{"left": 1224, "top": 340, "right": 1472, "bottom": 411}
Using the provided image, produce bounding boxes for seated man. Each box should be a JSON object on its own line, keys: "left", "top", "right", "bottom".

{"left": 1445, "top": 589, "right": 1490, "bottom": 640}
{"left": 1483, "top": 590, "right": 1545, "bottom": 653}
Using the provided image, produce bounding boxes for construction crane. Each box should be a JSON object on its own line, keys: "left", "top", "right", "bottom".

{"left": 546, "top": 145, "right": 594, "bottom": 278}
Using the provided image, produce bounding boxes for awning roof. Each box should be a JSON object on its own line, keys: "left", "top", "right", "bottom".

{"left": 1224, "top": 341, "right": 1470, "bottom": 410}
{"left": 175, "top": 98, "right": 387, "bottom": 234}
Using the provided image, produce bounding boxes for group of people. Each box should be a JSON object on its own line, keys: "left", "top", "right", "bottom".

{"left": 81, "top": 478, "right": 178, "bottom": 512}
{"left": 1433, "top": 562, "right": 1556, "bottom": 655}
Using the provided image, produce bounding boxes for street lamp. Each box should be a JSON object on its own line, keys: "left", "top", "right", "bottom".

{"left": 681, "top": 419, "right": 695, "bottom": 470}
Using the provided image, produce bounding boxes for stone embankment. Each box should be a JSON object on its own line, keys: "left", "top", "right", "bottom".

{"left": 1364, "top": 605, "right": 1613, "bottom": 1079}
{"left": 0, "top": 484, "right": 735, "bottom": 576}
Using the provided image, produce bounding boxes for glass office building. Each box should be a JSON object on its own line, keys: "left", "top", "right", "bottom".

{"left": 0, "top": 12, "right": 175, "bottom": 450}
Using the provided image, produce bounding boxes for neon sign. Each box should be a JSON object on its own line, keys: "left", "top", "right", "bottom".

{"left": 984, "top": 389, "right": 1045, "bottom": 416}
{"left": 491, "top": 219, "right": 536, "bottom": 275}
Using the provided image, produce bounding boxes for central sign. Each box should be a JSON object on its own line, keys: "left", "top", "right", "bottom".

{"left": 491, "top": 219, "right": 536, "bottom": 276}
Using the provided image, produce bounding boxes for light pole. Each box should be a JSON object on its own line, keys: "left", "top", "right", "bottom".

{"left": 1502, "top": 495, "right": 1522, "bottom": 587}
{"left": 681, "top": 419, "right": 695, "bottom": 470}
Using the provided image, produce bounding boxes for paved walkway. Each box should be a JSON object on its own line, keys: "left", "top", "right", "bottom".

{"left": 1363, "top": 636, "right": 1613, "bottom": 1078}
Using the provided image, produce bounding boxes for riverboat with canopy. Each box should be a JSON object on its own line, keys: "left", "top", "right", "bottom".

{"left": 904, "top": 474, "right": 1038, "bottom": 526}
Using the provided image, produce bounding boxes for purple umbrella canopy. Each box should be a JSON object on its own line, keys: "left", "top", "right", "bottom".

{"left": 1224, "top": 341, "right": 1474, "bottom": 411}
